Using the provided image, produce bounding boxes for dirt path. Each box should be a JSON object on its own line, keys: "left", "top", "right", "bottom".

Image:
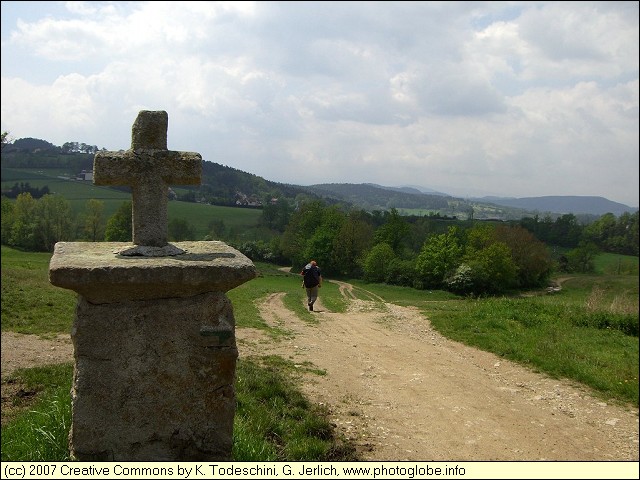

{"left": 1, "top": 332, "right": 73, "bottom": 378}
{"left": 2, "top": 279, "right": 638, "bottom": 460}
{"left": 238, "top": 279, "right": 639, "bottom": 461}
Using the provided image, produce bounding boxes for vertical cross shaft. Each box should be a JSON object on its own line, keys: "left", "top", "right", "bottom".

{"left": 93, "top": 111, "right": 202, "bottom": 248}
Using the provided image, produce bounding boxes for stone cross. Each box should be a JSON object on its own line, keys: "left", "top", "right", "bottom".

{"left": 94, "top": 110, "right": 202, "bottom": 255}
{"left": 50, "top": 110, "right": 257, "bottom": 461}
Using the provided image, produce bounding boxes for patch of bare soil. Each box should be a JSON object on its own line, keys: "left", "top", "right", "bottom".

{"left": 1, "top": 332, "right": 74, "bottom": 425}
{"left": 2, "top": 280, "right": 638, "bottom": 460}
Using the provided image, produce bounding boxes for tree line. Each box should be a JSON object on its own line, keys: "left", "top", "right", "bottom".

{"left": 262, "top": 200, "right": 637, "bottom": 295}
{"left": 4, "top": 137, "right": 102, "bottom": 155}
{"left": 3, "top": 191, "right": 637, "bottom": 297}
{"left": 3, "top": 182, "right": 51, "bottom": 199}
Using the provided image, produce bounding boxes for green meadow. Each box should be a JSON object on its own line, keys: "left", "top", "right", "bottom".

{"left": 167, "top": 201, "right": 264, "bottom": 241}
{"left": 1, "top": 166, "right": 263, "bottom": 240}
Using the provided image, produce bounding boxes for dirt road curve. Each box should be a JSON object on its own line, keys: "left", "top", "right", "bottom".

{"left": 238, "top": 280, "right": 639, "bottom": 461}
{"left": 2, "top": 278, "right": 638, "bottom": 460}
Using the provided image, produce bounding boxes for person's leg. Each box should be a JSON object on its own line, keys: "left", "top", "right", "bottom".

{"left": 306, "top": 286, "right": 319, "bottom": 310}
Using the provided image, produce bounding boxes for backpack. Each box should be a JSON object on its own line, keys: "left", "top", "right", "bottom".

{"left": 303, "top": 265, "right": 320, "bottom": 288}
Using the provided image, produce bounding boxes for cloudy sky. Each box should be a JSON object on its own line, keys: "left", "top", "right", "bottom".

{"left": 1, "top": 1, "right": 638, "bottom": 207}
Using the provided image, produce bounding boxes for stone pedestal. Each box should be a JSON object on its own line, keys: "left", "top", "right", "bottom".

{"left": 49, "top": 241, "right": 257, "bottom": 461}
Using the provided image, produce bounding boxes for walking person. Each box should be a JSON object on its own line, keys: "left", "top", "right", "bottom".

{"left": 301, "top": 260, "right": 322, "bottom": 311}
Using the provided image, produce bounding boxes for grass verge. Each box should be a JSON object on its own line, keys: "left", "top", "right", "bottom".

{"left": 1, "top": 358, "right": 357, "bottom": 462}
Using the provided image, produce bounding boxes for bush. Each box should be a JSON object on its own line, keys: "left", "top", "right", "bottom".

{"left": 384, "top": 258, "right": 416, "bottom": 287}
{"left": 363, "top": 243, "right": 395, "bottom": 283}
{"left": 444, "top": 263, "right": 475, "bottom": 295}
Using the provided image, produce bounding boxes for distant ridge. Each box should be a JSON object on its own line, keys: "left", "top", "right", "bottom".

{"left": 369, "top": 183, "right": 449, "bottom": 197}
{"left": 474, "top": 195, "right": 637, "bottom": 216}
{"left": 307, "top": 183, "right": 451, "bottom": 212}
{"left": 307, "top": 183, "right": 637, "bottom": 218}
{"left": 3, "top": 136, "right": 637, "bottom": 218}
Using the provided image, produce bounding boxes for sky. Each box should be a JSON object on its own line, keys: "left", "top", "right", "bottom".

{"left": 1, "top": 1, "right": 638, "bottom": 207}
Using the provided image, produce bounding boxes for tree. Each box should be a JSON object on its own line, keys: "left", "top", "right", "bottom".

{"left": 332, "top": 210, "right": 375, "bottom": 277}
{"left": 1, "top": 131, "right": 10, "bottom": 151}
{"left": 566, "top": 242, "right": 599, "bottom": 273}
{"left": 169, "top": 218, "right": 195, "bottom": 241}
{"left": 463, "top": 242, "right": 518, "bottom": 294}
{"left": 550, "top": 214, "right": 582, "bottom": 247}
{"left": 583, "top": 213, "right": 617, "bottom": 248}
{"left": 9, "top": 192, "right": 38, "bottom": 250}
{"left": 494, "top": 224, "right": 552, "bottom": 288}
{"left": 304, "top": 227, "right": 338, "bottom": 273}
{"left": 1, "top": 196, "right": 15, "bottom": 244}
{"left": 465, "top": 223, "right": 495, "bottom": 251}
{"left": 280, "top": 200, "right": 326, "bottom": 267}
{"left": 415, "top": 227, "right": 463, "bottom": 288}
{"left": 36, "top": 194, "right": 73, "bottom": 252}
{"left": 205, "top": 219, "right": 226, "bottom": 240}
{"left": 105, "top": 201, "right": 132, "bottom": 242}
{"left": 619, "top": 211, "right": 639, "bottom": 256}
{"left": 363, "top": 243, "right": 396, "bottom": 283}
{"left": 83, "top": 199, "right": 105, "bottom": 242}
{"left": 444, "top": 263, "right": 474, "bottom": 294}
{"left": 260, "top": 198, "right": 292, "bottom": 231}
{"left": 61, "top": 142, "right": 75, "bottom": 154}
{"left": 584, "top": 211, "right": 639, "bottom": 256}
{"left": 385, "top": 257, "right": 417, "bottom": 287}
{"left": 296, "top": 205, "right": 345, "bottom": 274}
{"left": 373, "top": 208, "right": 410, "bottom": 254}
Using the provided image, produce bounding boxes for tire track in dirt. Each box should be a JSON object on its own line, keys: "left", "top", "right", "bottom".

{"left": 237, "top": 280, "right": 639, "bottom": 461}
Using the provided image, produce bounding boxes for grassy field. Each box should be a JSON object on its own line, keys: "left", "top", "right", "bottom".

{"left": 167, "top": 201, "right": 264, "bottom": 241}
{"left": 1, "top": 166, "right": 264, "bottom": 240}
{"left": 2, "top": 167, "right": 131, "bottom": 217}
{"left": 594, "top": 251, "right": 639, "bottom": 276}
{"left": 1, "top": 246, "right": 76, "bottom": 335}
{"left": 0, "top": 248, "right": 357, "bottom": 461}
{"left": 1, "top": 245, "right": 638, "bottom": 460}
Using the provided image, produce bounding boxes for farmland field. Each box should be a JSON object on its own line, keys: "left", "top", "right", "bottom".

{"left": 1, "top": 167, "right": 263, "bottom": 239}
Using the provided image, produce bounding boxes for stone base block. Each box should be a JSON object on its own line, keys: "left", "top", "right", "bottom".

{"left": 69, "top": 291, "right": 237, "bottom": 461}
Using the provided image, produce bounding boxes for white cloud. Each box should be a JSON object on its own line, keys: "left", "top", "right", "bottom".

{"left": 1, "top": 1, "right": 638, "bottom": 207}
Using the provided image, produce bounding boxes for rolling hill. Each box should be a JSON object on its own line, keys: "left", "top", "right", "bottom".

{"left": 2, "top": 138, "right": 637, "bottom": 219}
{"left": 472, "top": 195, "right": 637, "bottom": 217}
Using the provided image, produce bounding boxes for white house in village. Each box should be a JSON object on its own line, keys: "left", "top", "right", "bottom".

{"left": 76, "top": 170, "right": 93, "bottom": 181}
